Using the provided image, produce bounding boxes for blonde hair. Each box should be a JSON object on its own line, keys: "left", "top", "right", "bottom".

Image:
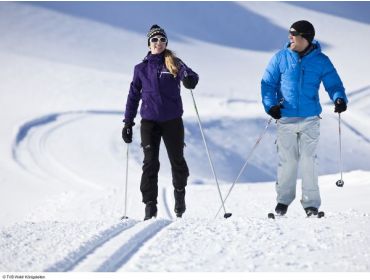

{"left": 164, "top": 49, "right": 179, "bottom": 77}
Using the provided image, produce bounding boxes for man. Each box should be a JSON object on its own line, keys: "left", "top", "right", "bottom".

{"left": 261, "top": 20, "right": 348, "bottom": 217}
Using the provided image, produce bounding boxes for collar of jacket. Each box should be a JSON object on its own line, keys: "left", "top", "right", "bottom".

{"left": 143, "top": 51, "right": 165, "bottom": 64}
{"left": 298, "top": 43, "right": 316, "bottom": 58}
{"left": 285, "top": 40, "right": 321, "bottom": 60}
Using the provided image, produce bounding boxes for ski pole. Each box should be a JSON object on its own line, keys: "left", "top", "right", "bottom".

{"left": 336, "top": 113, "right": 344, "bottom": 187}
{"left": 189, "top": 89, "right": 232, "bottom": 219}
{"left": 121, "top": 143, "right": 130, "bottom": 219}
{"left": 215, "top": 117, "right": 273, "bottom": 218}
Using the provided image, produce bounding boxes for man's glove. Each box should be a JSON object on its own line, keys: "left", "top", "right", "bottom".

{"left": 182, "top": 75, "right": 198, "bottom": 89}
{"left": 122, "top": 123, "right": 133, "bottom": 143}
{"left": 268, "top": 105, "right": 283, "bottom": 120}
{"left": 334, "top": 98, "right": 347, "bottom": 113}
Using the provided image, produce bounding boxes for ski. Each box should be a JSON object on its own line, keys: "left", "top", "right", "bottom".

{"left": 307, "top": 211, "right": 325, "bottom": 219}
{"left": 306, "top": 209, "right": 325, "bottom": 219}
{"left": 267, "top": 212, "right": 287, "bottom": 219}
{"left": 268, "top": 211, "right": 325, "bottom": 219}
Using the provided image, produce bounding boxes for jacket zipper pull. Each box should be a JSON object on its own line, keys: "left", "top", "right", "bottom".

{"left": 158, "top": 67, "right": 162, "bottom": 78}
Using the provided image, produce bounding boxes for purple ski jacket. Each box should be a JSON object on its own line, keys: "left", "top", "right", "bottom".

{"left": 124, "top": 52, "right": 199, "bottom": 123}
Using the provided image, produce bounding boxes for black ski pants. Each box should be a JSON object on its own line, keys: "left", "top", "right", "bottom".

{"left": 140, "top": 117, "right": 189, "bottom": 204}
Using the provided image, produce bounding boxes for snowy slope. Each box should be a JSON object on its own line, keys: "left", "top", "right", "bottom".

{"left": 1, "top": 1, "right": 370, "bottom": 272}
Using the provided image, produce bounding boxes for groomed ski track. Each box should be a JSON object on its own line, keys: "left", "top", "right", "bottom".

{"left": 10, "top": 110, "right": 176, "bottom": 272}
{"left": 7, "top": 107, "right": 370, "bottom": 272}
{"left": 45, "top": 219, "right": 172, "bottom": 272}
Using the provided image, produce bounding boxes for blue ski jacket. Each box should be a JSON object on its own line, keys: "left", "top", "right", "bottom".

{"left": 261, "top": 41, "right": 347, "bottom": 117}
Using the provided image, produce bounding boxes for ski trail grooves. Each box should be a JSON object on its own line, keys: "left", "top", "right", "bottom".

{"left": 71, "top": 219, "right": 172, "bottom": 272}
{"left": 44, "top": 219, "right": 138, "bottom": 272}
{"left": 12, "top": 110, "right": 122, "bottom": 188}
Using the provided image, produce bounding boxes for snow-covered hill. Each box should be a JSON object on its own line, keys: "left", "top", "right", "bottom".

{"left": 1, "top": 1, "right": 370, "bottom": 273}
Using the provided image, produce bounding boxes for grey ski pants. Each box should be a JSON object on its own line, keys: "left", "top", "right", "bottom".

{"left": 276, "top": 116, "right": 321, "bottom": 209}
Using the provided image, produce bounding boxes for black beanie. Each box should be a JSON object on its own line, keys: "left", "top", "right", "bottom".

{"left": 147, "top": 24, "right": 167, "bottom": 46}
{"left": 290, "top": 20, "right": 315, "bottom": 43}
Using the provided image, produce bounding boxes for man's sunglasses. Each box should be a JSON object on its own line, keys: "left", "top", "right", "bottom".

{"left": 289, "top": 30, "right": 313, "bottom": 37}
{"left": 289, "top": 30, "right": 302, "bottom": 37}
{"left": 150, "top": 37, "right": 167, "bottom": 43}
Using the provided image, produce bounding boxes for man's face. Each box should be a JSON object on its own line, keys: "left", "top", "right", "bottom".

{"left": 289, "top": 28, "right": 309, "bottom": 52}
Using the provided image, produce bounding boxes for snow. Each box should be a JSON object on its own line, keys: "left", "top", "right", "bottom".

{"left": 1, "top": 1, "right": 370, "bottom": 275}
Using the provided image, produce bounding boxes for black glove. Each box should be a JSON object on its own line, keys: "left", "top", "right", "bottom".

{"left": 122, "top": 123, "right": 133, "bottom": 143}
{"left": 268, "top": 105, "right": 283, "bottom": 120}
{"left": 182, "top": 75, "right": 198, "bottom": 89}
{"left": 334, "top": 98, "right": 347, "bottom": 113}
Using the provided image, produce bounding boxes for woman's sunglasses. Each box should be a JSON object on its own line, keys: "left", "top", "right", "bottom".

{"left": 150, "top": 37, "right": 167, "bottom": 43}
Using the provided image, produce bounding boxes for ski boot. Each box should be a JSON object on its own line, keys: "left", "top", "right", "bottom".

{"left": 174, "top": 188, "right": 186, "bottom": 218}
{"left": 305, "top": 207, "right": 325, "bottom": 218}
{"left": 304, "top": 207, "right": 318, "bottom": 217}
{"left": 275, "top": 203, "right": 288, "bottom": 216}
{"left": 144, "top": 201, "right": 157, "bottom": 221}
{"left": 268, "top": 203, "right": 288, "bottom": 219}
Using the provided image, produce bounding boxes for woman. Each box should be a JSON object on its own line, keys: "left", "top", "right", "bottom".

{"left": 122, "top": 25, "right": 199, "bottom": 220}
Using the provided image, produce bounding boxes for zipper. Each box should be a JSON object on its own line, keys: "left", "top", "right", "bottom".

{"left": 159, "top": 71, "right": 172, "bottom": 78}
{"left": 298, "top": 58, "right": 304, "bottom": 116}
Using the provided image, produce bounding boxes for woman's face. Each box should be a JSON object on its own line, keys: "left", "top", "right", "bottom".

{"left": 149, "top": 36, "right": 167, "bottom": 54}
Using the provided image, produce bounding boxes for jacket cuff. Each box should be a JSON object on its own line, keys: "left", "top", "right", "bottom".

{"left": 333, "top": 92, "right": 348, "bottom": 104}
{"left": 123, "top": 119, "right": 135, "bottom": 126}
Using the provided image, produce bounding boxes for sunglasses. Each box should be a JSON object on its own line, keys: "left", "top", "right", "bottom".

{"left": 150, "top": 37, "right": 167, "bottom": 43}
{"left": 289, "top": 30, "right": 302, "bottom": 37}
